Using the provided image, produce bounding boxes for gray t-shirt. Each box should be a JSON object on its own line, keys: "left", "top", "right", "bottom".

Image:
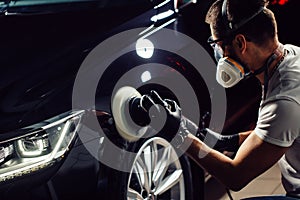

{"left": 254, "top": 44, "right": 300, "bottom": 197}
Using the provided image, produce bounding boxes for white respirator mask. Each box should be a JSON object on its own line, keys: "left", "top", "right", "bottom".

{"left": 208, "top": 36, "right": 249, "bottom": 88}
{"left": 211, "top": 0, "right": 266, "bottom": 88}
{"left": 216, "top": 56, "right": 245, "bottom": 88}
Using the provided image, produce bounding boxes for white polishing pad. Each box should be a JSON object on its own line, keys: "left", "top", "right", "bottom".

{"left": 111, "top": 86, "right": 148, "bottom": 142}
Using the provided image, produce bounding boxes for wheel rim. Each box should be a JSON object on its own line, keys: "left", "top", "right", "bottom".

{"left": 127, "top": 137, "right": 185, "bottom": 200}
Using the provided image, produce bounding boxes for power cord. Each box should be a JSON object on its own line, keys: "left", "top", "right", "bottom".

{"left": 226, "top": 188, "right": 234, "bottom": 200}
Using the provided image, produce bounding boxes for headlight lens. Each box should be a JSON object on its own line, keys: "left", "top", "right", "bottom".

{"left": 0, "top": 110, "right": 84, "bottom": 183}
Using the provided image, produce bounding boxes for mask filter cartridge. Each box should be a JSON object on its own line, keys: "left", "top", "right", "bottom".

{"left": 216, "top": 57, "right": 245, "bottom": 88}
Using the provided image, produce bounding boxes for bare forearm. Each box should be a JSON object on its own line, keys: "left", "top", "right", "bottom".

{"left": 182, "top": 134, "right": 247, "bottom": 191}
{"left": 238, "top": 130, "right": 252, "bottom": 145}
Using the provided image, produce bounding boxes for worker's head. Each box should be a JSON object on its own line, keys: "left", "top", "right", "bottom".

{"left": 205, "top": 0, "right": 278, "bottom": 88}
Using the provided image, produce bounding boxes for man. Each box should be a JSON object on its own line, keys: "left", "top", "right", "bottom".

{"left": 144, "top": 0, "right": 300, "bottom": 198}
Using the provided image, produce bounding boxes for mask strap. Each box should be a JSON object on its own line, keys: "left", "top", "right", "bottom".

{"left": 263, "top": 67, "right": 269, "bottom": 100}
{"left": 221, "top": 0, "right": 265, "bottom": 36}
{"left": 244, "top": 53, "right": 275, "bottom": 78}
{"left": 244, "top": 58, "right": 270, "bottom": 78}
{"left": 264, "top": 51, "right": 280, "bottom": 99}
{"left": 242, "top": 51, "right": 277, "bottom": 99}
{"left": 249, "top": 44, "right": 284, "bottom": 100}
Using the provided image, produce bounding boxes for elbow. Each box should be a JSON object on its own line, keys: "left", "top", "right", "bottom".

{"left": 227, "top": 183, "right": 244, "bottom": 192}
{"left": 225, "top": 178, "right": 249, "bottom": 192}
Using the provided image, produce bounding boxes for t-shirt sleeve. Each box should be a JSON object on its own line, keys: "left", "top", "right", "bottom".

{"left": 254, "top": 99, "right": 300, "bottom": 147}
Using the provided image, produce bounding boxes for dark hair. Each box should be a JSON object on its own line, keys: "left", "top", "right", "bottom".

{"left": 205, "top": 0, "right": 277, "bottom": 46}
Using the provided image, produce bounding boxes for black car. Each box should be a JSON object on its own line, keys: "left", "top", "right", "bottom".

{"left": 0, "top": 0, "right": 298, "bottom": 199}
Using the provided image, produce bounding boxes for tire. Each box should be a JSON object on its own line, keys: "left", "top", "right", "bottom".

{"left": 101, "top": 137, "right": 194, "bottom": 200}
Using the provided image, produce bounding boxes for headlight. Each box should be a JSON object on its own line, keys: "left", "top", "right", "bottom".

{"left": 0, "top": 110, "right": 84, "bottom": 183}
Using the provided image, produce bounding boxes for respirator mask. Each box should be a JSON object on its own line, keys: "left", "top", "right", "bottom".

{"left": 209, "top": 0, "right": 265, "bottom": 88}
{"left": 209, "top": 38, "right": 247, "bottom": 88}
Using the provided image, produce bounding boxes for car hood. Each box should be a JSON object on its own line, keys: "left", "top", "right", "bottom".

{"left": 0, "top": 4, "right": 154, "bottom": 135}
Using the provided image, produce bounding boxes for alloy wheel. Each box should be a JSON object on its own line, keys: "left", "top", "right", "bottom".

{"left": 127, "top": 137, "right": 185, "bottom": 200}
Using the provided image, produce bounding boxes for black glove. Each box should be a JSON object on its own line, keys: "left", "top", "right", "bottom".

{"left": 179, "top": 114, "right": 240, "bottom": 153}
{"left": 130, "top": 90, "right": 240, "bottom": 151}
{"left": 197, "top": 128, "right": 240, "bottom": 153}
{"left": 148, "top": 90, "right": 183, "bottom": 143}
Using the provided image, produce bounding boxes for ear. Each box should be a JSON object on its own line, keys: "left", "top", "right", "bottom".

{"left": 234, "top": 34, "right": 247, "bottom": 54}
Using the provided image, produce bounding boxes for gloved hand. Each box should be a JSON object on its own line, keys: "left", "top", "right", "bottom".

{"left": 178, "top": 114, "right": 240, "bottom": 153}
{"left": 197, "top": 128, "right": 240, "bottom": 153}
{"left": 131, "top": 90, "right": 240, "bottom": 152}
{"left": 148, "top": 90, "right": 182, "bottom": 143}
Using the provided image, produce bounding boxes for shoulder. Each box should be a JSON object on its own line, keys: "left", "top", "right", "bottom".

{"left": 284, "top": 44, "right": 300, "bottom": 54}
{"left": 255, "top": 99, "right": 300, "bottom": 147}
{"left": 267, "top": 45, "right": 300, "bottom": 104}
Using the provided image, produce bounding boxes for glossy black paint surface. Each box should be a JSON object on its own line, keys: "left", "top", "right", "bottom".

{"left": 0, "top": 0, "right": 299, "bottom": 199}
{"left": 0, "top": 2, "right": 154, "bottom": 135}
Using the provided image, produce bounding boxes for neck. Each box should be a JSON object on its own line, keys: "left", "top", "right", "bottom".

{"left": 255, "top": 42, "right": 284, "bottom": 84}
